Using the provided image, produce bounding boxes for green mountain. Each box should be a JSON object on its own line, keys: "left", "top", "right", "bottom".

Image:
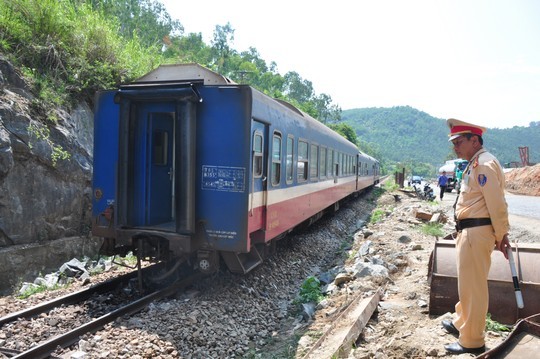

{"left": 341, "top": 106, "right": 539, "bottom": 177}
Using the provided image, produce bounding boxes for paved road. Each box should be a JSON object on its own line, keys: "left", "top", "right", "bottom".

{"left": 434, "top": 186, "right": 540, "bottom": 220}
{"left": 505, "top": 192, "right": 540, "bottom": 220}
{"left": 434, "top": 188, "right": 540, "bottom": 243}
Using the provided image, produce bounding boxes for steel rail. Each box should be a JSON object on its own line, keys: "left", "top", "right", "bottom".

{"left": 11, "top": 272, "right": 204, "bottom": 359}
{"left": 0, "top": 270, "right": 139, "bottom": 327}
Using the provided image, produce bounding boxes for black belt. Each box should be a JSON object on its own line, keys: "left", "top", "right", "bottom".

{"left": 455, "top": 218, "right": 492, "bottom": 232}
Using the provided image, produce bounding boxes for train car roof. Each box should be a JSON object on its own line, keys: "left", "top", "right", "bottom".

{"left": 134, "top": 63, "right": 358, "bottom": 150}
{"left": 134, "top": 65, "right": 307, "bottom": 120}
{"left": 135, "top": 63, "right": 236, "bottom": 85}
{"left": 249, "top": 87, "right": 358, "bottom": 149}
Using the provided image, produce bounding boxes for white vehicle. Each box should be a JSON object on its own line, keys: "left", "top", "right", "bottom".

{"left": 438, "top": 159, "right": 465, "bottom": 192}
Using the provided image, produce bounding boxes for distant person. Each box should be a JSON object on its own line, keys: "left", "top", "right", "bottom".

{"left": 437, "top": 171, "right": 448, "bottom": 200}
{"left": 441, "top": 118, "right": 511, "bottom": 356}
{"left": 455, "top": 161, "right": 468, "bottom": 193}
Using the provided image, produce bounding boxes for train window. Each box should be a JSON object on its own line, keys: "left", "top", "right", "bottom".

{"left": 253, "top": 132, "right": 263, "bottom": 178}
{"left": 297, "top": 140, "right": 308, "bottom": 181}
{"left": 152, "top": 130, "right": 168, "bottom": 166}
{"left": 320, "top": 147, "right": 327, "bottom": 179}
{"left": 272, "top": 132, "right": 282, "bottom": 186}
{"left": 286, "top": 136, "right": 294, "bottom": 183}
{"left": 310, "top": 144, "right": 318, "bottom": 179}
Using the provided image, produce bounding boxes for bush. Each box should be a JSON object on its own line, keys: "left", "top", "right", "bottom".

{"left": 486, "top": 313, "right": 511, "bottom": 332}
{"left": 297, "top": 276, "right": 324, "bottom": 304}
{"left": 0, "top": 0, "right": 160, "bottom": 107}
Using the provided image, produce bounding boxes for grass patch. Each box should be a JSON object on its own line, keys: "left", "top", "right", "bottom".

{"left": 17, "top": 283, "right": 48, "bottom": 299}
{"left": 383, "top": 180, "right": 399, "bottom": 192}
{"left": 17, "top": 280, "right": 66, "bottom": 299}
{"left": 486, "top": 313, "right": 511, "bottom": 332}
{"left": 419, "top": 222, "right": 444, "bottom": 237}
{"left": 27, "top": 122, "right": 71, "bottom": 166}
{"left": 117, "top": 252, "right": 138, "bottom": 266}
{"left": 369, "top": 208, "right": 386, "bottom": 224}
{"left": 297, "top": 276, "right": 324, "bottom": 304}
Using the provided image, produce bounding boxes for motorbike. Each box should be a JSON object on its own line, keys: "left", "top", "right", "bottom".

{"left": 413, "top": 183, "right": 436, "bottom": 201}
{"left": 423, "top": 183, "right": 436, "bottom": 201}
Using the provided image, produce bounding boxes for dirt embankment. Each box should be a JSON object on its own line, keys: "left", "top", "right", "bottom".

{"left": 505, "top": 164, "right": 540, "bottom": 196}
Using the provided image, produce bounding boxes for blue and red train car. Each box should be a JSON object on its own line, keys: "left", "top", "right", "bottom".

{"left": 92, "top": 63, "right": 380, "bottom": 274}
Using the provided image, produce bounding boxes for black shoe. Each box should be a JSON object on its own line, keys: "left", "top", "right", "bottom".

{"left": 444, "top": 342, "right": 485, "bottom": 355}
{"left": 441, "top": 319, "right": 459, "bottom": 336}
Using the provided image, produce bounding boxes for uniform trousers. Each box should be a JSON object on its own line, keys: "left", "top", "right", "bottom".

{"left": 452, "top": 226, "right": 495, "bottom": 348}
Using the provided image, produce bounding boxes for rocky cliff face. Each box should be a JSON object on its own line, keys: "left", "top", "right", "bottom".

{"left": 0, "top": 56, "right": 94, "bottom": 245}
{"left": 0, "top": 57, "right": 100, "bottom": 293}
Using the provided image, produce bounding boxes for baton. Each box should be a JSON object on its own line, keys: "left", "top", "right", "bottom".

{"left": 506, "top": 247, "right": 524, "bottom": 309}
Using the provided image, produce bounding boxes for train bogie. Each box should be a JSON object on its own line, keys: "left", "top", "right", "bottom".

{"left": 92, "top": 64, "right": 380, "bottom": 275}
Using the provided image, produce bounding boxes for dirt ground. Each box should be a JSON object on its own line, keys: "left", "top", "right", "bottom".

{"left": 340, "top": 190, "right": 482, "bottom": 359}
{"left": 296, "top": 166, "right": 540, "bottom": 359}
{"left": 505, "top": 163, "right": 540, "bottom": 196}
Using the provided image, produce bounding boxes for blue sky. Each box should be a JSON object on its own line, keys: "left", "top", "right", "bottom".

{"left": 160, "top": 0, "right": 540, "bottom": 129}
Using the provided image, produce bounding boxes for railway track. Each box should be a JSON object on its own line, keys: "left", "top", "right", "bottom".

{"left": 0, "top": 268, "right": 204, "bottom": 359}
{"left": 0, "top": 270, "right": 139, "bottom": 327}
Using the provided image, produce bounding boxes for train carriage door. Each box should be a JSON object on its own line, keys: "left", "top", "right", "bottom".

{"left": 146, "top": 112, "right": 175, "bottom": 225}
{"left": 356, "top": 154, "right": 360, "bottom": 191}
{"left": 250, "top": 120, "right": 268, "bottom": 231}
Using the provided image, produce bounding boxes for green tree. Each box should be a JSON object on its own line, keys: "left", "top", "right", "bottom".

{"left": 163, "top": 32, "right": 211, "bottom": 64}
{"left": 283, "top": 71, "right": 314, "bottom": 104}
{"left": 85, "top": 0, "right": 182, "bottom": 47}
{"left": 0, "top": 0, "right": 347, "bottom": 145}
{"left": 312, "top": 93, "right": 342, "bottom": 124}
{"left": 328, "top": 123, "right": 358, "bottom": 145}
{"left": 210, "top": 22, "right": 236, "bottom": 74}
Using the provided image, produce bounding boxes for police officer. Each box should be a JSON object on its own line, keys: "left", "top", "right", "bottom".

{"left": 441, "top": 118, "right": 511, "bottom": 355}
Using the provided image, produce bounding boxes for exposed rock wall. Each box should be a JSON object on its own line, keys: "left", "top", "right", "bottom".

{"left": 0, "top": 237, "right": 101, "bottom": 294}
{"left": 0, "top": 56, "right": 100, "bottom": 294}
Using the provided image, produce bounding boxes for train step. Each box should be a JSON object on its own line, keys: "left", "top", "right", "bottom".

{"left": 221, "top": 246, "right": 263, "bottom": 274}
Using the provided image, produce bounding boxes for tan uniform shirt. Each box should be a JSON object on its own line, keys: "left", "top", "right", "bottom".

{"left": 456, "top": 149, "right": 510, "bottom": 243}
